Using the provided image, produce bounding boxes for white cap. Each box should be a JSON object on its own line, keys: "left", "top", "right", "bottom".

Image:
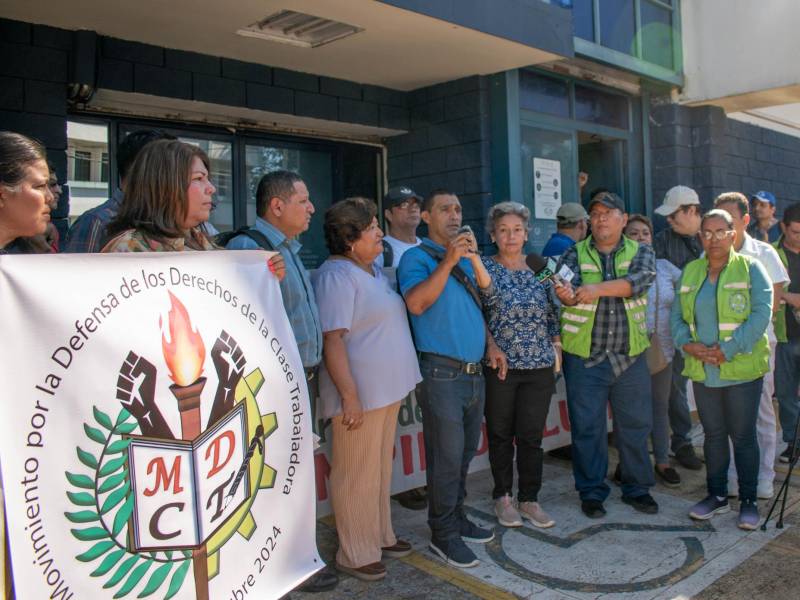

{"left": 655, "top": 185, "right": 700, "bottom": 216}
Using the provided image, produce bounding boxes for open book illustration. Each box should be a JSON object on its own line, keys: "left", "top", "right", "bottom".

{"left": 126, "top": 403, "right": 250, "bottom": 551}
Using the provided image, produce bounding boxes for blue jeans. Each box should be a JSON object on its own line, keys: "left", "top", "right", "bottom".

{"left": 775, "top": 340, "right": 800, "bottom": 444}
{"left": 563, "top": 352, "right": 655, "bottom": 501}
{"left": 668, "top": 353, "right": 694, "bottom": 452}
{"left": 418, "top": 356, "right": 485, "bottom": 541}
{"left": 693, "top": 378, "right": 762, "bottom": 502}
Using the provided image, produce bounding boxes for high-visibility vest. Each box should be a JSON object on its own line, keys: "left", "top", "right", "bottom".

{"left": 560, "top": 236, "right": 649, "bottom": 358}
{"left": 678, "top": 251, "right": 770, "bottom": 382}
{"left": 772, "top": 236, "right": 788, "bottom": 343}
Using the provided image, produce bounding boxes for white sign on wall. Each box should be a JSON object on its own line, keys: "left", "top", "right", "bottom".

{"left": 533, "top": 157, "right": 562, "bottom": 220}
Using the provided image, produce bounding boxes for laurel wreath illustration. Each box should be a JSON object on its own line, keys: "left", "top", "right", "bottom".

{"left": 64, "top": 406, "right": 192, "bottom": 599}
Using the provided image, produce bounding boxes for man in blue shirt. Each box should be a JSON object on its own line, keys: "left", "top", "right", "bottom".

{"left": 748, "top": 191, "right": 782, "bottom": 243}
{"left": 398, "top": 189, "right": 505, "bottom": 569}
{"left": 226, "top": 170, "right": 336, "bottom": 594}
{"left": 541, "top": 203, "right": 588, "bottom": 258}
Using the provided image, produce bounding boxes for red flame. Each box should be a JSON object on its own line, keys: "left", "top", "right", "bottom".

{"left": 160, "top": 291, "right": 205, "bottom": 386}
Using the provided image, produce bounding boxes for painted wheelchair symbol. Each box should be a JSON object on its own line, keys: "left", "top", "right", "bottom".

{"left": 467, "top": 506, "right": 714, "bottom": 593}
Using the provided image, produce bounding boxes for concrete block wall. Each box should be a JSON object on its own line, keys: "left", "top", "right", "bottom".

{"left": 96, "top": 37, "right": 409, "bottom": 130}
{"left": 725, "top": 118, "right": 800, "bottom": 213}
{"left": 385, "top": 76, "right": 493, "bottom": 245}
{"left": 0, "top": 19, "right": 71, "bottom": 235}
{"left": 650, "top": 100, "right": 800, "bottom": 215}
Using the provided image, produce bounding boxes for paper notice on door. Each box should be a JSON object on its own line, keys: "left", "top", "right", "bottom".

{"left": 533, "top": 157, "right": 562, "bottom": 220}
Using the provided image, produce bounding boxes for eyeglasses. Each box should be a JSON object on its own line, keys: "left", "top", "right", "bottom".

{"left": 394, "top": 200, "right": 420, "bottom": 210}
{"left": 701, "top": 230, "right": 735, "bottom": 241}
{"left": 589, "top": 211, "right": 615, "bottom": 221}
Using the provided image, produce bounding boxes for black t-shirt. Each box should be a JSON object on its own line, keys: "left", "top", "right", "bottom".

{"left": 784, "top": 246, "right": 800, "bottom": 339}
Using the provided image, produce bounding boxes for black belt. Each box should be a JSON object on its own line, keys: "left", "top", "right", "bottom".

{"left": 419, "top": 352, "right": 482, "bottom": 375}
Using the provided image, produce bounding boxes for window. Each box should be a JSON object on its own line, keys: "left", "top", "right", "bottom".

{"left": 519, "top": 71, "right": 570, "bottom": 118}
{"left": 100, "top": 152, "right": 109, "bottom": 183}
{"left": 74, "top": 151, "right": 91, "bottom": 181}
{"left": 572, "top": 0, "right": 679, "bottom": 73}
{"left": 574, "top": 84, "right": 629, "bottom": 129}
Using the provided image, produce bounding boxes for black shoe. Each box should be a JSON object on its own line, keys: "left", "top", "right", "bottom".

{"left": 548, "top": 445, "right": 573, "bottom": 461}
{"left": 674, "top": 445, "right": 703, "bottom": 471}
{"left": 779, "top": 445, "right": 795, "bottom": 464}
{"left": 611, "top": 464, "right": 622, "bottom": 486}
{"left": 393, "top": 487, "right": 427, "bottom": 511}
{"left": 297, "top": 568, "right": 339, "bottom": 593}
{"left": 622, "top": 493, "right": 659, "bottom": 514}
{"left": 460, "top": 518, "right": 494, "bottom": 543}
{"left": 581, "top": 500, "right": 606, "bottom": 519}
{"left": 655, "top": 466, "right": 681, "bottom": 488}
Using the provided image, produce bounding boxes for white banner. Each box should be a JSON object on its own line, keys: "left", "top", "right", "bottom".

{"left": 0, "top": 251, "right": 320, "bottom": 600}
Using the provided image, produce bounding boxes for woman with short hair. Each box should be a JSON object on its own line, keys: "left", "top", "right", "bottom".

{"left": 671, "top": 209, "right": 772, "bottom": 530}
{"left": 481, "top": 201, "right": 559, "bottom": 529}
{"left": 313, "top": 197, "right": 420, "bottom": 582}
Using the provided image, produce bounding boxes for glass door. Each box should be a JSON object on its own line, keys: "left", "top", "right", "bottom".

{"left": 244, "top": 142, "right": 334, "bottom": 268}
{"left": 520, "top": 124, "right": 577, "bottom": 252}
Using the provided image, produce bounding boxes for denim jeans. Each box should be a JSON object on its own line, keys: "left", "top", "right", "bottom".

{"left": 563, "top": 352, "right": 655, "bottom": 501}
{"left": 775, "top": 339, "right": 800, "bottom": 444}
{"left": 693, "top": 378, "right": 762, "bottom": 502}
{"left": 484, "top": 367, "right": 555, "bottom": 502}
{"left": 418, "top": 356, "right": 485, "bottom": 541}
{"left": 668, "top": 353, "right": 694, "bottom": 452}
{"left": 651, "top": 362, "right": 673, "bottom": 465}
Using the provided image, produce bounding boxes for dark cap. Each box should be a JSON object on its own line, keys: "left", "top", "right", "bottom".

{"left": 384, "top": 186, "right": 422, "bottom": 207}
{"left": 588, "top": 191, "right": 625, "bottom": 213}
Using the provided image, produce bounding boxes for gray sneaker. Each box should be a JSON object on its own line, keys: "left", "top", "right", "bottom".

{"left": 494, "top": 495, "right": 522, "bottom": 527}
{"left": 518, "top": 501, "right": 555, "bottom": 528}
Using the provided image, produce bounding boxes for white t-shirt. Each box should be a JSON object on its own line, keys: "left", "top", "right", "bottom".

{"left": 376, "top": 235, "right": 421, "bottom": 268}
{"left": 312, "top": 259, "right": 422, "bottom": 419}
{"left": 739, "top": 233, "right": 788, "bottom": 343}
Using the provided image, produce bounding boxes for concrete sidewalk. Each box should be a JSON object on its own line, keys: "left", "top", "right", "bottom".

{"left": 288, "top": 449, "right": 800, "bottom": 600}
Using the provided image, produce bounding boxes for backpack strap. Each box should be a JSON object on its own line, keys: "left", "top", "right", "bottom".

{"left": 240, "top": 228, "right": 275, "bottom": 251}
{"left": 382, "top": 239, "right": 394, "bottom": 268}
{"left": 418, "top": 244, "right": 483, "bottom": 311}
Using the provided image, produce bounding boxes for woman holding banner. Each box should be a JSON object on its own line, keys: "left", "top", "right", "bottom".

{"left": 0, "top": 130, "right": 57, "bottom": 598}
{"left": 481, "top": 201, "right": 559, "bottom": 529}
{"left": 670, "top": 209, "right": 771, "bottom": 530}
{"left": 313, "top": 197, "right": 421, "bottom": 582}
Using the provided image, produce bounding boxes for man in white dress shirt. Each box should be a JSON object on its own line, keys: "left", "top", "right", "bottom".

{"left": 715, "top": 192, "right": 789, "bottom": 499}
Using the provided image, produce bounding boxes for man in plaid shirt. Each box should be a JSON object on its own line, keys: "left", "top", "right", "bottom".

{"left": 555, "top": 192, "right": 656, "bottom": 519}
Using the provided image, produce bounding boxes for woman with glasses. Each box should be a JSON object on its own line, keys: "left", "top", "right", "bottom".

{"left": 670, "top": 209, "right": 772, "bottom": 530}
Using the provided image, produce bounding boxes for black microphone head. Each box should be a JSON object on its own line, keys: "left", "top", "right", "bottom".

{"left": 525, "top": 253, "right": 547, "bottom": 273}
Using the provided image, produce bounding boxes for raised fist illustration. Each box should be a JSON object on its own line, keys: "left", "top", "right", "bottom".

{"left": 208, "top": 330, "right": 246, "bottom": 427}
{"left": 117, "top": 351, "right": 174, "bottom": 439}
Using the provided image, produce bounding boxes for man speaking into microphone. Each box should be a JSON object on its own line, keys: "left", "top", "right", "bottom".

{"left": 553, "top": 192, "right": 657, "bottom": 520}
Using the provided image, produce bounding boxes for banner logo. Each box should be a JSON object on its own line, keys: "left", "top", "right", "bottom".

{"left": 64, "top": 292, "right": 278, "bottom": 600}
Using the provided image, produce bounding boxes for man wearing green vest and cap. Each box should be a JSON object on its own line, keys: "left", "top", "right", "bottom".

{"left": 773, "top": 203, "right": 800, "bottom": 464}
{"left": 554, "top": 192, "right": 657, "bottom": 519}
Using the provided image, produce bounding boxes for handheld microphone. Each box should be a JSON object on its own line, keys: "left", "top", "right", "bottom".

{"left": 525, "top": 254, "right": 575, "bottom": 284}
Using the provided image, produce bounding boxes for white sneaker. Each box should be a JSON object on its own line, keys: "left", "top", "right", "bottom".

{"left": 757, "top": 481, "right": 774, "bottom": 499}
{"left": 494, "top": 495, "right": 522, "bottom": 527}
{"left": 518, "top": 501, "right": 555, "bottom": 528}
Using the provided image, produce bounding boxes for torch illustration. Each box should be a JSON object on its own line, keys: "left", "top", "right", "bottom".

{"left": 160, "top": 291, "right": 210, "bottom": 600}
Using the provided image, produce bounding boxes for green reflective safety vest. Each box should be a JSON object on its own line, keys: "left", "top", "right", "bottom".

{"left": 678, "top": 252, "right": 769, "bottom": 382}
{"left": 560, "top": 236, "right": 649, "bottom": 358}
{"left": 772, "top": 236, "right": 788, "bottom": 343}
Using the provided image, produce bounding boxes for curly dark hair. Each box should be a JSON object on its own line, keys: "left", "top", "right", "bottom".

{"left": 324, "top": 197, "right": 378, "bottom": 255}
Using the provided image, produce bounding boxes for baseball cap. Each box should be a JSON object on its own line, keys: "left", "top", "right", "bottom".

{"left": 654, "top": 185, "right": 700, "bottom": 216}
{"left": 588, "top": 191, "right": 625, "bottom": 213}
{"left": 556, "top": 202, "right": 588, "bottom": 223}
{"left": 751, "top": 190, "right": 776, "bottom": 206}
{"left": 384, "top": 186, "right": 421, "bottom": 207}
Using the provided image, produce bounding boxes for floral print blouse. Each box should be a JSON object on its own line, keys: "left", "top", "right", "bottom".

{"left": 482, "top": 256, "right": 559, "bottom": 370}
